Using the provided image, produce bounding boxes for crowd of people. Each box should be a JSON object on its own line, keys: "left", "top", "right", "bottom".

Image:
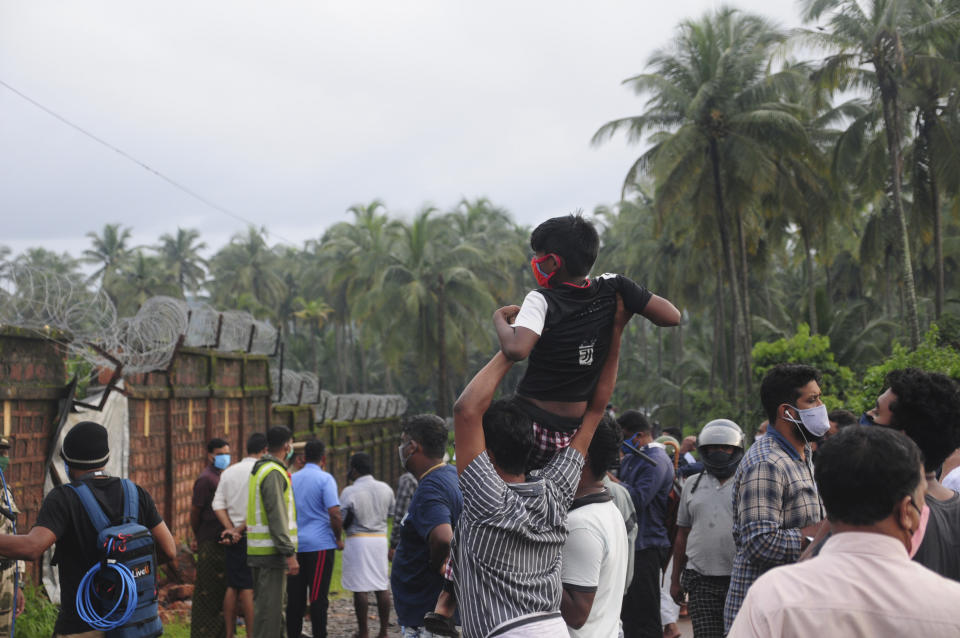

{"left": 0, "top": 213, "right": 956, "bottom": 638}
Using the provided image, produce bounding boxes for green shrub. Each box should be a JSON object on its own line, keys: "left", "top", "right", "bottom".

{"left": 14, "top": 584, "right": 58, "bottom": 638}
{"left": 752, "top": 323, "right": 855, "bottom": 410}
{"left": 845, "top": 325, "right": 960, "bottom": 414}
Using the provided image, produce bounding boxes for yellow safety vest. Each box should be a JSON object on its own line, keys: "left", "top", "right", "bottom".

{"left": 246, "top": 460, "right": 298, "bottom": 555}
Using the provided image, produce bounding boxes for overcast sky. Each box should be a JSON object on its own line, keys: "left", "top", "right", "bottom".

{"left": 0, "top": 1, "right": 807, "bottom": 259}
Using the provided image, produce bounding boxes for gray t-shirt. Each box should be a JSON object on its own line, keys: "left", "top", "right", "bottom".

{"left": 913, "top": 491, "right": 960, "bottom": 581}
{"left": 603, "top": 474, "right": 637, "bottom": 587}
{"left": 676, "top": 471, "right": 736, "bottom": 576}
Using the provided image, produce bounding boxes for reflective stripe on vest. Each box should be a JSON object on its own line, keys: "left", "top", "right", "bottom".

{"left": 246, "top": 460, "right": 298, "bottom": 555}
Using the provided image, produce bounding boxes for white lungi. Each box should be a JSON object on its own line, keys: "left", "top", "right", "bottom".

{"left": 341, "top": 534, "right": 389, "bottom": 592}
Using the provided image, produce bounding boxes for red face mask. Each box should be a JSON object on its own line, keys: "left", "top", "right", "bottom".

{"left": 531, "top": 253, "right": 562, "bottom": 288}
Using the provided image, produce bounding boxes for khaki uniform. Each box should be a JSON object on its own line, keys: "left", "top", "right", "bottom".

{"left": 0, "top": 485, "right": 24, "bottom": 637}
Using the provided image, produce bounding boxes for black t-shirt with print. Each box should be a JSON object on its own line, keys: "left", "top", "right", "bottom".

{"left": 516, "top": 273, "right": 651, "bottom": 402}
{"left": 35, "top": 476, "right": 163, "bottom": 634}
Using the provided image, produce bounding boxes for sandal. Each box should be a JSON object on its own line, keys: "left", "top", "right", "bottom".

{"left": 423, "top": 612, "right": 460, "bottom": 637}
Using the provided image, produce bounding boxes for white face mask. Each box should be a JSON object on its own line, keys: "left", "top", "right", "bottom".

{"left": 785, "top": 404, "right": 831, "bottom": 438}
{"left": 398, "top": 441, "right": 412, "bottom": 469}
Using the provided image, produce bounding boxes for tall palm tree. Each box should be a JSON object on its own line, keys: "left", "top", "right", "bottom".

{"left": 593, "top": 7, "right": 808, "bottom": 396}
{"left": 83, "top": 223, "right": 132, "bottom": 286}
{"left": 208, "top": 226, "right": 285, "bottom": 318}
{"left": 903, "top": 1, "right": 960, "bottom": 318}
{"left": 376, "top": 208, "right": 495, "bottom": 416}
{"left": 802, "top": 0, "right": 960, "bottom": 346}
{"left": 156, "top": 227, "right": 208, "bottom": 297}
{"left": 111, "top": 250, "right": 180, "bottom": 316}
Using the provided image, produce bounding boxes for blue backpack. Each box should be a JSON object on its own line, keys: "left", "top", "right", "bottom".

{"left": 67, "top": 479, "right": 162, "bottom": 638}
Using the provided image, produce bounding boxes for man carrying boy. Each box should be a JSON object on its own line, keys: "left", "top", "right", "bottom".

{"left": 451, "top": 297, "right": 630, "bottom": 637}
{"left": 494, "top": 213, "right": 680, "bottom": 468}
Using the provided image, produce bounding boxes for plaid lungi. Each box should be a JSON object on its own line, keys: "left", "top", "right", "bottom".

{"left": 681, "top": 569, "right": 730, "bottom": 638}
{"left": 191, "top": 540, "right": 227, "bottom": 638}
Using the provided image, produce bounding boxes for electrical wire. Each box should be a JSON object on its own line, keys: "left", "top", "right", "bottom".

{"left": 75, "top": 538, "right": 138, "bottom": 630}
{"left": 0, "top": 78, "right": 296, "bottom": 246}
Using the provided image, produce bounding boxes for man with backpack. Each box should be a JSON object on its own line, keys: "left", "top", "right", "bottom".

{"left": 0, "top": 420, "right": 177, "bottom": 638}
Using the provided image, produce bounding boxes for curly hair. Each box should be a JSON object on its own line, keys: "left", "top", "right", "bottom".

{"left": 886, "top": 368, "right": 960, "bottom": 472}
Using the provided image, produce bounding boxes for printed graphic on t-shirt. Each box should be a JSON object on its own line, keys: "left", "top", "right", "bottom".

{"left": 578, "top": 339, "right": 596, "bottom": 366}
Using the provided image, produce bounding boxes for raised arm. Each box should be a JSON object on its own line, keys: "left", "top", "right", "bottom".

{"left": 569, "top": 297, "right": 632, "bottom": 457}
{"left": 453, "top": 351, "right": 515, "bottom": 474}
{"left": 641, "top": 294, "right": 681, "bottom": 327}
{"left": 494, "top": 305, "right": 539, "bottom": 361}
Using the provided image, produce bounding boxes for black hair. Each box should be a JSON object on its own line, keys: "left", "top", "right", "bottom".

{"left": 827, "top": 409, "right": 857, "bottom": 429}
{"left": 207, "top": 438, "right": 228, "bottom": 453}
{"left": 618, "top": 410, "right": 652, "bottom": 436}
{"left": 246, "top": 432, "right": 268, "bottom": 454}
{"left": 886, "top": 368, "right": 960, "bottom": 472}
{"left": 587, "top": 415, "right": 622, "bottom": 478}
{"left": 482, "top": 399, "right": 534, "bottom": 475}
{"left": 760, "top": 363, "right": 822, "bottom": 425}
{"left": 267, "top": 426, "right": 292, "bottom": 452}
{"left": 529, "top": 213, "right": 599, "bottom": 277}
{"left": 815, "top": 425, "right": 923, "bottom": 525}
{"left": 305, "top": 440, "right": 326, "bottom": 462}
{"left": 349, "top": 452, "right": 373, "bottom": 476}
{"left": 663, "top": 426, "right": 683, "bottom": 440}
{"left": 402, "top": 414, "right": 448, "bottom": 459}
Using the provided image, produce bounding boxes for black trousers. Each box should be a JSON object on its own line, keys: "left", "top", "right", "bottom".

{"left": 286, "top": 549, "right": 336, "bottom": 638}
{"left": 622, "top": 547, "right": 668, "bottom": 638}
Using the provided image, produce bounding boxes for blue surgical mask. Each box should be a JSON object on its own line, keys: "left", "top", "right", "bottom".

{"left": 859, "top": 412, "right": 876, "bottom": 427}
{"left": 213, "top": 454, "right": 230, "bottom": 470}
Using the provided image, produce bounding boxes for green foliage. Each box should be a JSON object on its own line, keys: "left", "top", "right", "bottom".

{"left": 845, "top": 325, "right": 960, "bottom": 414}
{"left": 14, "top": 584, "right": 59, "bottom": 638}
{"left": 752, "top": 323, "right": 855, "bottom": 409}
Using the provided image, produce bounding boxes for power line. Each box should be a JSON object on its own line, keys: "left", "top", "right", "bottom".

{"left": 0, "top": 78, "right": 297, "bottom": 246}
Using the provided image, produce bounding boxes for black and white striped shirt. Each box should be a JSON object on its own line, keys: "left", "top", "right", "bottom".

{"left": 453, "top": 446, "right": 584, "bottom": 638}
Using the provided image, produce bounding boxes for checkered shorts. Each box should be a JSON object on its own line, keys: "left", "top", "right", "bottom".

{"left": 527, "top": 421, "right": 577, "bottom": 470}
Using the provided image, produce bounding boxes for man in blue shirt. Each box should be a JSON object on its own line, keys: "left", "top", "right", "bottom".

{"left": 617, "top": 410, "right": 675, "bottom": 638}
{"left": 390, "top": 415, "right": 463, "bottom": 637}
{"left": 288, "top": 440, "right": 342, "bottom": 638}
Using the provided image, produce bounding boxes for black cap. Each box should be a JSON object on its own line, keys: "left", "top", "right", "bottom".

{"left": 61, "top": 421, "right": 110, "bottom": 470}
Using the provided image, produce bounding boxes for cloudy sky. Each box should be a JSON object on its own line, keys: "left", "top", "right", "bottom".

{"left": 0, "top": 1, "right": 806, "bottom": 259}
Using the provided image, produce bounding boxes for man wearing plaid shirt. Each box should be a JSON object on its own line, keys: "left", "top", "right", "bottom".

{"left": 723, "top": 364, "right": 826, "bottom": 632}
{"left": 389, "top": 471, "right": 417, "bottom": 557}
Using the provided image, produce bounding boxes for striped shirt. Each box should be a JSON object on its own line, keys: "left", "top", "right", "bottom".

{"left": 453, "top": 446, "right": 583, "bottom": 638}
{"left": 723, "top": 427, "right": 823, "bottom": 633}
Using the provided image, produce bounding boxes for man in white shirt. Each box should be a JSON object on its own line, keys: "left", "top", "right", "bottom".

{"left": 213, "top": 432, "right": 267, "bottom": 638}
{"left": 728, "top": 425, "right": 960, "bottom": 637}
{"left": 561, "top": 416, "right": 629, "bottom": 638}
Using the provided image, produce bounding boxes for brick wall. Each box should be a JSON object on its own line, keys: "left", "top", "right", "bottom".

{"left": 0, "top": 328, "right": 70, "bottom": 583}
{"left": 0, "top": 333, "right": 404, "bottom": 565}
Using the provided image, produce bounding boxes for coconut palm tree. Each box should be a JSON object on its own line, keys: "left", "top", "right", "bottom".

{"left": 593, "top": 7, "right": 809, "bottom": 395}
{"left": 208, "top": 226, "right": 285, "bottom": 318}
{"left": 376, "top": 208, "right": 495, "bottom": 416}
{"left": 801, "top": 0, "right": 960, "bottom": 346}
{"left": 156, "top": 227, "right": 208, "bottom": 297}
{"left": 83, "top": 223, "right": 132, "bottom": 287}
